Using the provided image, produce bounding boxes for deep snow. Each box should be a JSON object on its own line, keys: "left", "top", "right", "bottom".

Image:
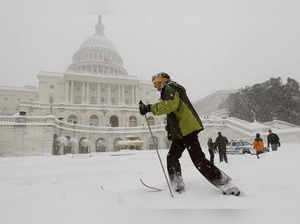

{"left": 0, "top": 144, "right": 299, "bottom": 223}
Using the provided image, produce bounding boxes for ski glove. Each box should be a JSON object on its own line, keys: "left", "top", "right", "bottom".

{"left": 139, "top": 100, "right": 151, "bottom": 115}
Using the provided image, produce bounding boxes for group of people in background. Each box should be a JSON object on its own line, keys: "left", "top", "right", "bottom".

{"left": 253, "top": 129, "right": 281, "bottom": 159}
{"left": 207, "top": 132, "right": 229, "bottom": 164}
{"left": 207, "top": 129, "right": 281, "bottom": 163}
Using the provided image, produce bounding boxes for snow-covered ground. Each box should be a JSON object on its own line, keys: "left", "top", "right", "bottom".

{"left": 1, "top": 144, "right": 299, "bottom": 223}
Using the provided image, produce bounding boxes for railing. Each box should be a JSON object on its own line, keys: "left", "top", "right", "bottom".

{"left": 1, "top": 115, "right": 299, "bottom": 136}
{"left": 0, "top": 115, "right": 166, "bottom": 134}
{"left": 19, "top": 102, "right": 139, "bottom": 111}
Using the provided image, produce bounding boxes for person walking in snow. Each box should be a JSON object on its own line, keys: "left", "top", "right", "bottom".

{"left": 253, "top": 133, "right": 264, "bottom": 159}
{"left": 207, "top": 137, "right": 216, "bottom": 165}
{"left": 267, "top": 129, "right": 280, "bottom": 151}
{"left": 214, "top": 132, "right": 229, "bottom": 163}
{"left": 138, "top": 72, "right": 240, "bottom": 195}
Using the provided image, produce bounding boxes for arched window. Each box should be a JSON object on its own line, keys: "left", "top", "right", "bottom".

{"left": 129, "top": 116, "right": 137, "bottom": 127}
{"left": 96, "top": 138, "right": 106, "bottom": 152}
{"left": 148, "top": 116, "right": 155, "bottom": 126}
{"left": 110, "top": 115, "right": 119, "bottom": 127}
{"left": 89, "top": 114, "right": 99, "bottom": 126}
{"left": 67, "top": 115, "right": 78, "bottom": 124}
{"left": 89, "top": 115, "right": 99, "bottom": 126}
{"left": 79, "top": 137, "right": 90, "bottom": 154}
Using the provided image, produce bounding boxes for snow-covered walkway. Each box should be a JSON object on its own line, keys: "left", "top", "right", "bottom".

{"left": 1, "top": 144, "right": 299, "bottom": 223}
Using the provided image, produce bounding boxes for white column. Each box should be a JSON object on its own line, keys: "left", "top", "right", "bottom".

{"left": 81, "top": 82, "right": 85, "bottom": 104}
{"left": 64, "top": 81, "right": 68, "bottom": 103}
{"left": 85, "top": 82, "right": 88, "bottom": 103}
{"left": 108, "top": 84, "right": 111, "bottom": 105}
{"left": 121, "top": 85, "right": 124, "bottom": 105}
{"left": 101, "top": 83, "right": 104, "bottom": 105}
{"left": 98, "top": 83, "right": 101, "bottom": 104}
{"left": 82, "top": 82, "right": 86, "bottom": 104}
{"left": 87, "top": 82, "right": 90, "bottom": 104}
{"left": 118, "top": 84, "right": 121, "bottom": 105}
{"left": 133, "top": 85, "right": 136, "bottom": 105}
{"left": 119, "top": 84, "right": 123, "bottom": 105}
{"left": 131, "top": 85, "right": 134, "bottom": 105}
{"left": 122, "top": 85, "right": 125, "bottom": 105}
{"left": 68, "top": 81, "right": 71, "bottom": 103}
{"left": 70, "top": 81, "right": 74, "bottom": 104}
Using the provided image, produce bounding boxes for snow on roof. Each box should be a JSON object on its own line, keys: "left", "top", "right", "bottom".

{"left": 0, "top": 86, "right": 38, "bottom": 92}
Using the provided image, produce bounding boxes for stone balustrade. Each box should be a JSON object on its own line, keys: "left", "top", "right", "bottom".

{"left": 0, "top": 115, "right": 299, "bottom": 157}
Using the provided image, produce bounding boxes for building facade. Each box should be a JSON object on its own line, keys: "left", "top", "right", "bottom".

{"left": 0, "top": 86, "right": 38, "bottom": 115}
{"left": 0, "top": 16, "right": 168, "bottom": 156}
{"left": 20, "top": 16, "right": 162, "bottom": 126}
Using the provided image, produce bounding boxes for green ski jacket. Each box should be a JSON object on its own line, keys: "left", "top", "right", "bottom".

{"left": 150, "top": 81, "right": 204, "bottom": 140}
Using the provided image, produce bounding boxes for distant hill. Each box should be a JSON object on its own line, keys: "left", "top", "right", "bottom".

{"left": 226, "top": 77, "right": 300, "bottom": 125}
{"left": 193, "top": 89, "right": 237, "bottom": 116}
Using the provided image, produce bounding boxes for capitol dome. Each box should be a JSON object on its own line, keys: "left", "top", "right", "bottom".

{"left": 67, "top": 16, "right": 128, "bottom": 76}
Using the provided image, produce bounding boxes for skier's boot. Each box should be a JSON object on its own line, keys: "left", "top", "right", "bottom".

{"left": 170, "top": 174, "right": 185, "bottom": 193}
{"left": 175, "top": 181, "right": 185, "bottom": 193}
{"left": 219, "top": 181, "right": 240, "bottom": 196}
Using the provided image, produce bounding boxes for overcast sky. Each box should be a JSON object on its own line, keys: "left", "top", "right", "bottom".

{"left": 1, "top": 0, "right": 300, "bottom": 101}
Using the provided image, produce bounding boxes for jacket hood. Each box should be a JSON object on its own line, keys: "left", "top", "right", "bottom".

{"left": 255, "top": 137, "right": 263, "bottom": 142}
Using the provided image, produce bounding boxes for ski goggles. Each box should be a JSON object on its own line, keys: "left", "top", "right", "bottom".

{"left": 152, "top": 77, "right": 168, "bottom": 84}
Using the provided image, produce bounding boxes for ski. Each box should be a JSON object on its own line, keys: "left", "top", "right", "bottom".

{"left": 139, "top": 178, "right": 163, "bottom": 192}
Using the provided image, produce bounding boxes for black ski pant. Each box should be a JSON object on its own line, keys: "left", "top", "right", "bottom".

{"left": 167, "top": 131, "right": 222, "bottom": 185}
{"left": 218, "top": 148, "right": 228, "bottom": 163}
{"left": 208, "top": 149, "right": 215, "bottom": 165}
{"left": 256, "top": 150, "right": 262, "bottom": 159}
{"left": 271, "top": 144, "right": 279, "bottom": 151}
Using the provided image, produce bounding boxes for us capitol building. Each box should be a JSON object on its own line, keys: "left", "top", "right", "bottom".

{"left": 0, "top": 16, "right": 169, "bottom": 156}
{"left": 2, "top": 16, "right": 297, "bottom": 157}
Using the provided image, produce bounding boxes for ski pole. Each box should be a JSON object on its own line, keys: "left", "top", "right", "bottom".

{"left": 144, "top": 114, "right": 174, "bottom": 198}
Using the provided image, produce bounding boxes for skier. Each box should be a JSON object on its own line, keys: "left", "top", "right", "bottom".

{"left": 253, "top": 133, "right": 264, "bottom": 159}
{"left": 139, "top": 72, "right": 240, "bottom": 195}
{"left": 207, "top": 137, "right": 216, "bottom": 165}
{"left": 214, "top": 132, "right": 229, "bottom": 163}
{"left": 267, "top": 129, "right": 280, "bottom": 151}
